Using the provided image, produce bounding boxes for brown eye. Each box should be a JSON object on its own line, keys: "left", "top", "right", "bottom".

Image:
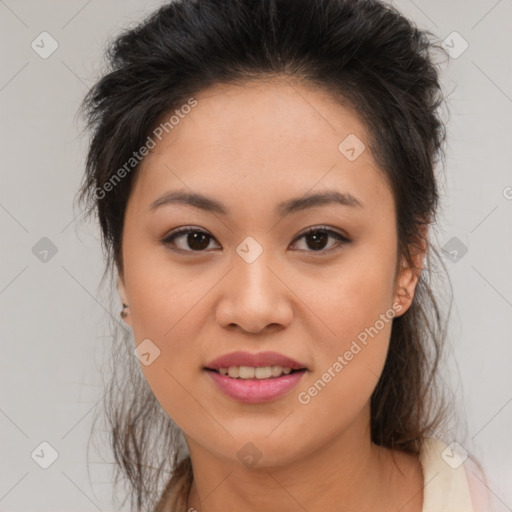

{"left": 304, "top": 230, "right": 329, "bottom": 250}
{"left": 291, "top": 227, "right": 350, "bottom": 254}
{"left": 162, "top": 227, "right": 219, "bottom": 252}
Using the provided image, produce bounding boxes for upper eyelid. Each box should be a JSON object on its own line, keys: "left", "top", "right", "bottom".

{"left": 163, "top": 225, "right": 347, "bottom": 239}
{"left": 162, "top": 225, "right": 349, "bottom": 249}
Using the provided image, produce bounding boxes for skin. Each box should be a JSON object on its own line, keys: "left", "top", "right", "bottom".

{"left": 118, "top": 78, "right": 426, "bottom": 512}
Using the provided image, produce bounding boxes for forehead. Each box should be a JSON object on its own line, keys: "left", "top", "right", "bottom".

{"left": 128, "top": 79, "right": 393, "bottom": 220}
{"left": 153, "top": 78, "right": 370, "bottom": 161}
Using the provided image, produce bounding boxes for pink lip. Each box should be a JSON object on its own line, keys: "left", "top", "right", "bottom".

{"left": 206, "top": 368, "right": 307, "bottom": 403}
{"left": 205, "top": 351, "right": 307, "bottom": 371}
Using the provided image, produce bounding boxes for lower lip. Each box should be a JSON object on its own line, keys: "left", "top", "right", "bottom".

{"left": 206, "top": 369, "right": 307, "bottom": 404}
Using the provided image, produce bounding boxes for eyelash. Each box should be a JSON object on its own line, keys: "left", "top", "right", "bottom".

{"left": 161, "top": 225, "right": 350, "bottom": 255}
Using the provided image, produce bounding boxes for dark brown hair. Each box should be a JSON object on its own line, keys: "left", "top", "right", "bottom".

{"left": 77, "top": 0, "right": 460, "bottom": 510}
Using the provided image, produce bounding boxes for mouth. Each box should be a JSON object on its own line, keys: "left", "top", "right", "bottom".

{"left": 204, "top": 366, "right": 306, "bottom": 380}
{"left": 204, "top": 366, "right": 308, "bottom": 404}
{"left": 204, "top": 351, "right": 308, "bottom": 403}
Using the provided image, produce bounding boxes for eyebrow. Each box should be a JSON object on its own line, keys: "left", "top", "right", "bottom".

{"left": 148, "top": 189, "right": 364, "bottom": 216}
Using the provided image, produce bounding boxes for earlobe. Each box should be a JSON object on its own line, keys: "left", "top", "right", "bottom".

{"left": 393, "top": 242, "right": 426, "bottom": 317}
{"left": 394, "top": 277, "right": 415, "bottom": 316}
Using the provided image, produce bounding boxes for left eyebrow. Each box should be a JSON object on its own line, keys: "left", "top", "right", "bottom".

{"left": 276, "top": 190, "right": 364, "bottom": 217}
{"left": 148, "top": 189, "right": 364, "bottom": 216}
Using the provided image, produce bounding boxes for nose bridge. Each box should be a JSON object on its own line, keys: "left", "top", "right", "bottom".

{"left": 216, "top": 236, "right": 292, "bottom": 333}
{"left": 233, "top": 236, "right": 279, "bottom": 304}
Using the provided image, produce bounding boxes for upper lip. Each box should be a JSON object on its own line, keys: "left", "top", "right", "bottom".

{"left": 205, "top": 351, "right": 307, "bottom": 371}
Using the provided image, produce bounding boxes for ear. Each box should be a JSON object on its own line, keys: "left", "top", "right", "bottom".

{"left": 118, "top": 273, "right": 132, "bottom": 326}
{"left": 393, "top": 226, "right": 428, "bottom": 317}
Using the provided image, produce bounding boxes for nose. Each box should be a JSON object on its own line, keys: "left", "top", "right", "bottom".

{"left": 215, "top": 248, "right": 293, "bottom": 335}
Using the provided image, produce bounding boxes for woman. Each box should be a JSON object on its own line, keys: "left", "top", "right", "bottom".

{"left": 78, "top": 0, "right": 493, "bottom": 510}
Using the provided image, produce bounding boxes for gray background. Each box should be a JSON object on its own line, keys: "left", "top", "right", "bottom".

{"left": 1, "top": 0, "right": 511, "bottom": 510}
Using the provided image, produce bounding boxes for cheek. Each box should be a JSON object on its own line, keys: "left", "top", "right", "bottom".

{"left": 300, "top": 237, "right": 397, "bottom": 351}
{"left": 291, "top": 297, "right": 394, "bottom": 453}
{"left": 131, "top": 300, "right": 219, "bottom": 445}
{"left": 123, "top": 246, "right": 222, "bottom": 433}
{"left": 122, "top": 236, "right": 205, "bottom": 337}
{"left": 291, "top": 241, "right": 397, "bottom": 413}
{"left": 121, "top": 243, "right": 213, "bottom": 422}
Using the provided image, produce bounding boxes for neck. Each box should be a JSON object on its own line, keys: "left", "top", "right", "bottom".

{"left": 184, "top": 404, "right": 423, "bottom": 512}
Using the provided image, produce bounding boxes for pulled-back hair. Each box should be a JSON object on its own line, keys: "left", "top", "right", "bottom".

{"left": 77, "top": 0, "right": 458, "bottom": 510}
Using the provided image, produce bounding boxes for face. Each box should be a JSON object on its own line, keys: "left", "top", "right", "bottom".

{"left": 118, "top": 79, "right": 421, "bottom": 467}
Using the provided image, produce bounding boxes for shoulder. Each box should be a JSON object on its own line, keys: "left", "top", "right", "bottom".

{"left": 419, "top": 437, "right": 494, "bottom": 512}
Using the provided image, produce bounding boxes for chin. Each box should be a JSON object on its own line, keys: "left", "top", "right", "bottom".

{"left": 210, "top": 432, "right": 314, "bottom": 470}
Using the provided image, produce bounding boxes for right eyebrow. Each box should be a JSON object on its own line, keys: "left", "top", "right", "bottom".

{"left": 148, "top": 190, "right": 228, "bottom": 215}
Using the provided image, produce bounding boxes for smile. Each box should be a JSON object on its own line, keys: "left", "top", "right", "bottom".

{"left": 205, "top": 367, "right": 307, "bottom": 403}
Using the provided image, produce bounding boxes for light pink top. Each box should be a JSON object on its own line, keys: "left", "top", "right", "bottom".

{"left": 420, "top": 437, "right": 494, "bottom": 512}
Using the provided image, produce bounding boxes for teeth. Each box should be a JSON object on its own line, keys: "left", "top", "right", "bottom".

{"left": 255, "top": 366, "right": 272, "bottom": 379}
{"left": 218, "top": 365, "right": 294, "bottom": 379}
